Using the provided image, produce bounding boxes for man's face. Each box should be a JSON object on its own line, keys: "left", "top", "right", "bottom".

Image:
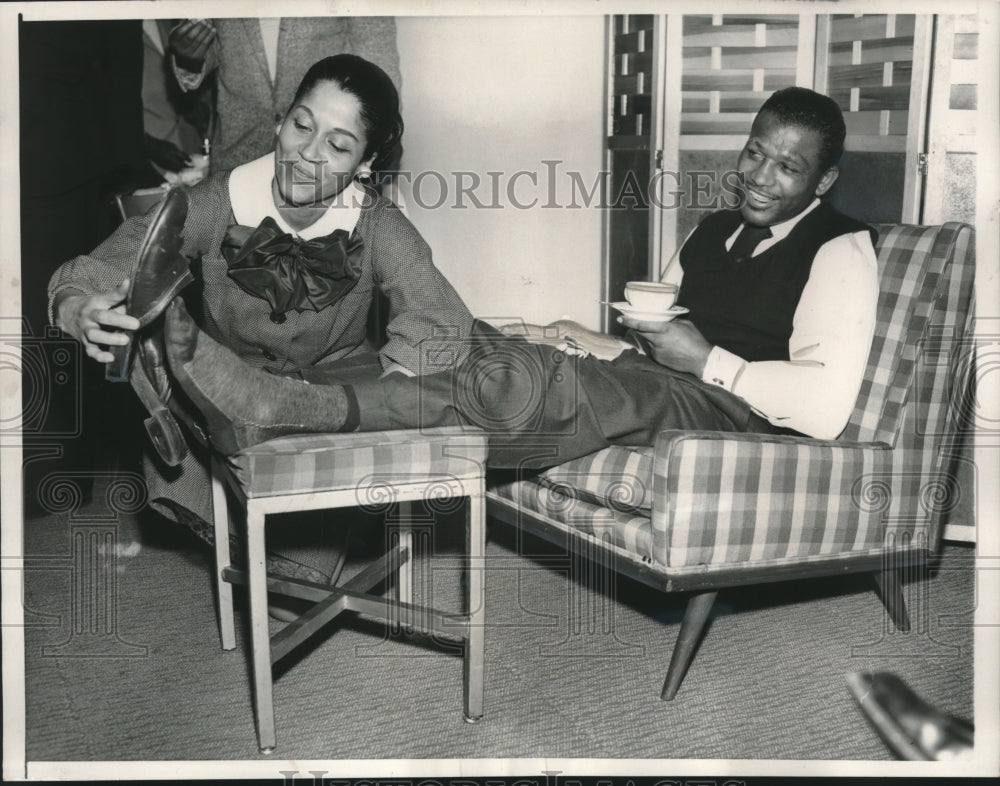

{"left": 736, "top": 110, "right": 839, "bottom": 227}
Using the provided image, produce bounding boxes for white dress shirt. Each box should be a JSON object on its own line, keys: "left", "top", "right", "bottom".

{"left": 660, "top": 199, "right": 879, "bottom": 440}
{"left": 257, "top": 18, "right": 281, "bottom": 82}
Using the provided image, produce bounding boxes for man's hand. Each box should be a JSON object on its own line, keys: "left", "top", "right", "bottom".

{"left": 169, "top": 19, "right": 217, "bottom": 72}
{"left": 617, "top": 316, "right": 712, "bottom": 376}
{"left": 144, "top": 134, "right": 192, "bottom": 173}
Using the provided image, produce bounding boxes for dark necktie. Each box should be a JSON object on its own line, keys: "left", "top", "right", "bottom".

{"left": 729, "top": 223, "right": 773, "bottom": 263}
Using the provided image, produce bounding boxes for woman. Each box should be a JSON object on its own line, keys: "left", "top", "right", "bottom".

{"left": 49, "top": 55, "right": 473, "bottom": 582}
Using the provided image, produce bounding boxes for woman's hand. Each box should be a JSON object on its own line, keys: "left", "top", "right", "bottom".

{"left": 499, "top": 319, "right": 630, "bottom": 361}
{"left": 497, "top": 322, "right": 561, "bottom": 343}
{"left": 55, "top": 280, "right": 141, "bottom": 364}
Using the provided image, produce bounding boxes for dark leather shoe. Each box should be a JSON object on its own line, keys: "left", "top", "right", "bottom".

{"left": 847, "top": 672, "right": 974, "bottom": 761}
{"left": 129, "top": 327, "right": 210, "bottom": 466}
{"left": 107, "top": 189, "right": 194, "bottom": 382}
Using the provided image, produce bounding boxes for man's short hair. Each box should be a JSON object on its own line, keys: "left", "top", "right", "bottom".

{"left": 758, "top": 87, "right": 846, "bottom": 171}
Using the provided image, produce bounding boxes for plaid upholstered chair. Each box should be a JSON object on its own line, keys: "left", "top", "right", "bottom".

{"left": 487, "top": 221, "right": 976, "bottom": 699}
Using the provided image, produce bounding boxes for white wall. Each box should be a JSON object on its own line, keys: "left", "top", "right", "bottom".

{"left": 394, "top": 16, "right": 605, "bottom": 328}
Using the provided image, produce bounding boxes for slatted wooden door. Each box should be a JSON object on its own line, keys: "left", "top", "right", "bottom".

{"left": 923, "top": 14, "right": 981, "bottom": 226}
{"left": 603, "top": 14, "right": 665, "bottom": 333}
{"left": 815, "top": 13, "right": 933, "bottom": 224}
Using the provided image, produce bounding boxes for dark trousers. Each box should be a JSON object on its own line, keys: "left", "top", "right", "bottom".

{"left": 349, "top": 321, "right": 781, "bottom": 470}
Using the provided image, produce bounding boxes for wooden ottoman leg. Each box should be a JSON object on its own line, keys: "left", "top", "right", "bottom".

{"left": 661, "top": 590, "right": 718, "bottom": 701}
{"left": 211, "top": 467, "right": 236, "bottom": 651}
{"left": 396, "top": 501, "right": 414, "bottom": 606}
{"left": 246, "top": 502, "right": 276, "bottom": 754}
{"left": 464, "top": 488, "right": 486, "bottom": 722}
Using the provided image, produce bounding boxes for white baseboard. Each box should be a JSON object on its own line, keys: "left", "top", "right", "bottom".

{"left": 944, "top": 522, "right": 977, "bottom": 543}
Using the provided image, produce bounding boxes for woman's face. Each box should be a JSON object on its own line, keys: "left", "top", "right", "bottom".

{"left": 274, "top": 80, "right": 371, "bottom": 207}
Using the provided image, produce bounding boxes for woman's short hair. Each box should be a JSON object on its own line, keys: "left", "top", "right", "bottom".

{"left": 759, "top": 87, "right": 846, "bottom": 171}
{"left": 292, "top": 54, "right": 404, "bottom": 173}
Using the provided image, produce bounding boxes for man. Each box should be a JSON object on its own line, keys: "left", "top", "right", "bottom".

{"left": 126, "top": 87, "right": 880, "bottom": 468}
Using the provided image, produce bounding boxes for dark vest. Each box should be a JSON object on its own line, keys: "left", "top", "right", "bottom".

{"left": 677, "top": 203, "right": 876, "bottom": 362}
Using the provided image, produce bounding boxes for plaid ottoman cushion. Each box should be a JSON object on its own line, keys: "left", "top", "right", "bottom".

{"left": 225, "top": 427, "right": 488, "bottom": 499}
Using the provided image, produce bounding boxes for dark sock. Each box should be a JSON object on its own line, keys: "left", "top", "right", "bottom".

{"left": 164, "top": 299, "right": 358, "bottom": 453}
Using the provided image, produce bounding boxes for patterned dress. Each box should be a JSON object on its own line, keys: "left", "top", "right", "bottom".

{"left": 49, "top": 162, "right": 473, "bottom": 548}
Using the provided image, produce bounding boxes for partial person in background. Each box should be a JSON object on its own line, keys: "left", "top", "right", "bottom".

{"left": 139, "top": 19, "right": 214, "bottom": 185}
{"left": 168, "top": 17, "right": 401, "bottom": 172}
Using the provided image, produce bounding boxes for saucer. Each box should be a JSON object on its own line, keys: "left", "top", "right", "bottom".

{"left": 609, "top": 302, "right": 688, "bottom": 323}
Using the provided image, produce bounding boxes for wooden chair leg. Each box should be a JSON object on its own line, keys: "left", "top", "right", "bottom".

{"left": 661, "top": 590, "right": 718, "bottom": 701}
{"left": 211, "top": 467, "right": 236, "bottom": 651}
{"left": 396, "top": 501, "right": 414, "bottom": 605}
{"left": 873, "top": 569, "right": 911, "bottom": 632}
{"left": 463, "top": 488, "right": 486, "bottom": 723}
{"left": 246, "top": 502, "right": 276, "bottom": 754}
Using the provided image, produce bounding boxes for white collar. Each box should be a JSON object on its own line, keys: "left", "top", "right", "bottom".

{"left": 765, "top": 197, "right": 822, "bottom": 241}
{"left": 227, "top": 152, "right": 364, "bottom": 240}
{"left": 726, "top": 198, "right": 822, "bottom": 254}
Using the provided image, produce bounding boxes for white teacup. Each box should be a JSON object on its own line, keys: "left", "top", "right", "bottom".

{"left": 624, "top": 281, "right": 678, "bottom": 312}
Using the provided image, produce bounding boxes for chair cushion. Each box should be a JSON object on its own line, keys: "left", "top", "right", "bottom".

{"left": 225, "top": 427, "right": 488, "bottom": 499}
{"left": 490, "top": 475, "right": 655, "bottom": 561}
{"left": 535, "top": 445, "right": 655, "bottom": 512}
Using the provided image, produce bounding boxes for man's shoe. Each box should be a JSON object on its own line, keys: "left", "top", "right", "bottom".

{"left": 107, "top": 188, "right": 194, "bottom": 382}
{"left": 847, "top": 671, "right": 974, "bottom": 761}
{"left": 129, "top": 327, "right": 211, "bottom": 466}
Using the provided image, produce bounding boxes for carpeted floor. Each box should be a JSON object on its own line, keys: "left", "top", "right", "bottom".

{"left": 20, "top": 493, "right": 974, "bottom": 762}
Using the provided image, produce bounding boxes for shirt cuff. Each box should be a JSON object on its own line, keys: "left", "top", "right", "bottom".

{"left": 171, "top": 56, "right": 207, "bottom": 91}
{"left": 48, "top": 284, "right": 90, "bottom": 329}
{"left": 701, "top": 346, "right": 747, "bottom": 393}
